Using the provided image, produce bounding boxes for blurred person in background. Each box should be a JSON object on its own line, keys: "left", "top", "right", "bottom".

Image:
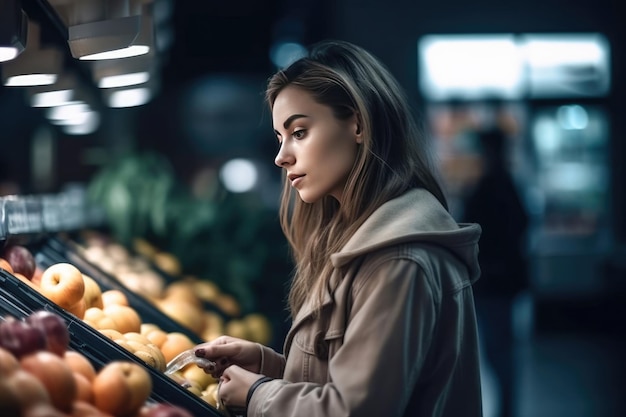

{"left": 461, "top": 127, "right": 529, "bottom": 417}
{"left": 0, "top": 163, "right": 20, "bottom": 196}
{"left": 194, "top": 40, "right": 484, "bottom": 417}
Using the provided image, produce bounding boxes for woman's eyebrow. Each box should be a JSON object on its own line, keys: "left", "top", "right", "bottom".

{"left": 283, "top": 114, "right": 308, "bottom": 129}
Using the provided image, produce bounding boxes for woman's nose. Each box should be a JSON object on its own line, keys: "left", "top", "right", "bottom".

{"left": 274, "top": 145, "right": 294, "bottom": 167}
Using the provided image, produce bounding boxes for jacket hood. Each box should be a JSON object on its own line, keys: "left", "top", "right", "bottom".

{"left": 330, "top": 188, "right": 482, "bottom": 282}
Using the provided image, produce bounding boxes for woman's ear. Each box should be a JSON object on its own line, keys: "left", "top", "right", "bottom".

{"left": 353, "top": 113, "right": 363, "bottom": 143}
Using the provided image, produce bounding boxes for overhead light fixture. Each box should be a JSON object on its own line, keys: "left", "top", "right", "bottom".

{"left": 47, "top": 101, "right": 91, "bottom": 124}
{"left": 43, "top": 82, "right": 101, "bottom": 135}
{"left": 104, "top": 75, "right": 160, "bottom": 107}
{"left": 98, "top": 71, "right": 150, "bottom": 88}
{"left": 0, "top": 0, "right": 28, "bottom": 63}
{"left": 2, "top": 20, "right": 63, "bottom": 87}
{"left": 28, "top": 71, "right": 80, "bottom": 107}
{"left": 90, "top": 17, "right": 157, "bottom": 88}
{"left": 65, "top": 0, "right": 153, "bottom": 61}
{"left": 62, "top": 110, "right": 100, "bottom": 135}
{"left": 107, "top": 86, "right": 151, "bottom": 107}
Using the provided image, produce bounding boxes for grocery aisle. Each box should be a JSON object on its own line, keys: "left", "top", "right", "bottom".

{"left": 481, "top": 296, "right": 626, "bottom": 417}
{"left": 516, "top": 332, "right": 625, "bottom": 417}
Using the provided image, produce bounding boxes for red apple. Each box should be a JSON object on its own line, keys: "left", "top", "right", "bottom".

{"left": 2, "top": 245, "right": 36, "bottom": 280}
{"left": 0, "top": 317, "right": 47, "bottom": 358}
{"left": 144, "top": 403, "right": 194, "bottom": 417}
{"left": 25, "top": 311, "right": 70, "bottom": 357}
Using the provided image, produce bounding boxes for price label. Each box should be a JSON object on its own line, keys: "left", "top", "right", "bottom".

{"left": 5, "top": 199, "right": 43, "bottom": 235}
{"left": 42, "top": 195, "right": 63, "bottom": 232}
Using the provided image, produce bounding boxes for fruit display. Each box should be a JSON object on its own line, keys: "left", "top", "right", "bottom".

{"left": 0, "top": 309, "right": 201, "bottom": 417}
{"left": 0, "top": 190, "right": 279, "bottom": 416}
{"left": 0, "top": 264, "right": 223, "bottom": 416}
{"left": 52, "top": 232, "right": 274, "bottom": 346}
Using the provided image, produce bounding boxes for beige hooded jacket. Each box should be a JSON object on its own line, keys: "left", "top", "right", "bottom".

{"left": 248, "top": 188, "right": 483, "bottom": 417}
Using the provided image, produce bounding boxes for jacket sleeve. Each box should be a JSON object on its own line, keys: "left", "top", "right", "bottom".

{"left": 258, "top": 343, "right": 286, "bottom": 378}
{"left": 247, "top": 256, "right": 439, "bottom": 417}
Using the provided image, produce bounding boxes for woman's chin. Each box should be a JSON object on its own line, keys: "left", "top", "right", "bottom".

{"left": 297, "top": 191, "right": 319, "bottom": 204}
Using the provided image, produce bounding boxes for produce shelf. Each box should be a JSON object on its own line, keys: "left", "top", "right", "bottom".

{"left": 0, "top": 269, "right": 223, "bottom": 417}
{"left": 30, "top": 235, "right": 206, "bottom": 344}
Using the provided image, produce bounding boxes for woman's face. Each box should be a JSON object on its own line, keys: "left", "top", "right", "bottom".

{"left": 273, "top": 85, "right": 361, "bottom": 203}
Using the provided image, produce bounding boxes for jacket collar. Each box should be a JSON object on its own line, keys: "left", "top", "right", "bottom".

{"left": 283, "top": 188, "right": 482, "bottom": 355}
{"left": 330, "top": 188, "right": 481, "bottom": 281}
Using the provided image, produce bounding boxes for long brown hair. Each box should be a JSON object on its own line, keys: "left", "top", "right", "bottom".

{"left": 266, "top": 40, "right": 447, "bottom": 317}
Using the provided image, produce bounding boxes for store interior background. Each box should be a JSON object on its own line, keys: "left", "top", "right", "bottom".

{"left": 1, "top": 0, "right": 624, "bottom": 416}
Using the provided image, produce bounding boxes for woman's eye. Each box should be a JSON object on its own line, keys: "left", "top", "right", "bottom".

{"left": 293, "top": 129, "right": 306, "bottom": 139}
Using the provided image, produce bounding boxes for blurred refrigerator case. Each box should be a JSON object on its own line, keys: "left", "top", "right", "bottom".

{"left": 527, "top": 102, "right": 611, "bottom": 296}
{"left": 417, "top": 32, "right": 613, "bottom": 298}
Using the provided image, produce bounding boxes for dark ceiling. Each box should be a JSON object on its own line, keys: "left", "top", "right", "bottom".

{"left": 22, "top": 1, "right": 284, "bottom": 90}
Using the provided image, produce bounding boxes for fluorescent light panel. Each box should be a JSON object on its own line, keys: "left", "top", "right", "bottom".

{"left": 99, "top": 71, "right": 150, "bottom": 88}
{"left": 108, "top": 87, "right": 152, "bottom": 107}
{"left": 418, "top": 33, "right": 610, "bottom": 100}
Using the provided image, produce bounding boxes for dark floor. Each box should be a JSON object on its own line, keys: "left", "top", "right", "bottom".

{"left": 481, "top": 294, "right": 626, "bottom": 417}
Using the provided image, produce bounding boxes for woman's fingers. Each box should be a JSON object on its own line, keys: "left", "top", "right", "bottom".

{"left": 195, "top": 336, "right": 240, "bottom": 359}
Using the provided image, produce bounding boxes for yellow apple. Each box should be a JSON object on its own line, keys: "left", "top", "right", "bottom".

{"left": 92, "top": 361, "right": 152, "bottom": 416}
{"left": 82, "top": 274, "right": 103, "bottom": 309}
{"left": 39, "top": 263, "right": 85, "bottom": 309}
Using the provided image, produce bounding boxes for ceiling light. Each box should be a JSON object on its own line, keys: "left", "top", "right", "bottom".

{"left": 91, "top": 29, "right": 158, "bottom": 88}
{"left": 0, "top": 0, "right": 28, "bottom": 63}
{"left": 65, "top": 0, "right": 146, "bottom": 60}
{"left": 2, "top": 21, "right": 63, "bottom": 87}
{"left": 104, "top": 74, "right": 160, "bottom": 107}
{"left": 28, "top": 71, "right": 80, "bottom": 107}
{"left": 62, "top": 110, "right": 100, "bottom": 135}
{"left": 46, "top": 101, "right": 90, "bottom": 123}
{"left": 107, "top": 86, "right": 152, "bottom": 107}
{"left": 99, "top": 72, "right": 149, "bottom": 88}
{"left": 31, "top": 89, "right": 73, "bottom": 107}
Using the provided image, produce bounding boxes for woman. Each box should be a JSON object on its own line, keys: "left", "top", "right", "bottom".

{"left": 195, "top": 40, "right": 483, "bottom": 417}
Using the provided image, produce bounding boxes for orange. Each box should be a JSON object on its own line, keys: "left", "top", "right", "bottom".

{"left": 157, "top": 299, "right": 204, "bottom": 335}
{"left": 103, "top": 304, "right": 142, "bottom": 334}
{"left": 0, "top": 347, "right": 20, "bottom": 377}
{"left": 163, "top": 281, "right": 202, "bottom": 308}
{"left": 143, "top": 328, "right": 168, "bottom": 349}
{"left": 64, "top": 350, "right": 97, "bottom": 382}
{"left": 7, "top": 369, "right": 51, "bottom": 409}
{"left": 160, "top": 332, "right": 196, "bottom": 363}
{"left": 20, "top": 350, "right": 77, "bottom": 413}
{"left": 68, "top": 400, "right": 105, "bottom": 417}
{"left": 92, "top": 361, "right": 152, "bottom": 417}
{"left": 101, "top": 289, "right": 129, "bottom": 307}
{"left": 73, "top": 372, "right": 94, "bottom": 403}
{"left": 0, "top": 257, "right": 14, "bottom": 274}
{"left": 13, "top": 272, "right": 39, "bottom": 290}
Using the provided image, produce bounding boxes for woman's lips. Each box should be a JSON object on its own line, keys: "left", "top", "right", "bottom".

{"left": 289, "top": 174, "right": 304, "bottom": 187}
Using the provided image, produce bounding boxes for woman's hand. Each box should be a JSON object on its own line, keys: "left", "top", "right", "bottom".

{"left": 218, "top": 366, "right": 266, "bottom": 410}
{"left": 194, "top": 335, "right": 262, "bottom": 378}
